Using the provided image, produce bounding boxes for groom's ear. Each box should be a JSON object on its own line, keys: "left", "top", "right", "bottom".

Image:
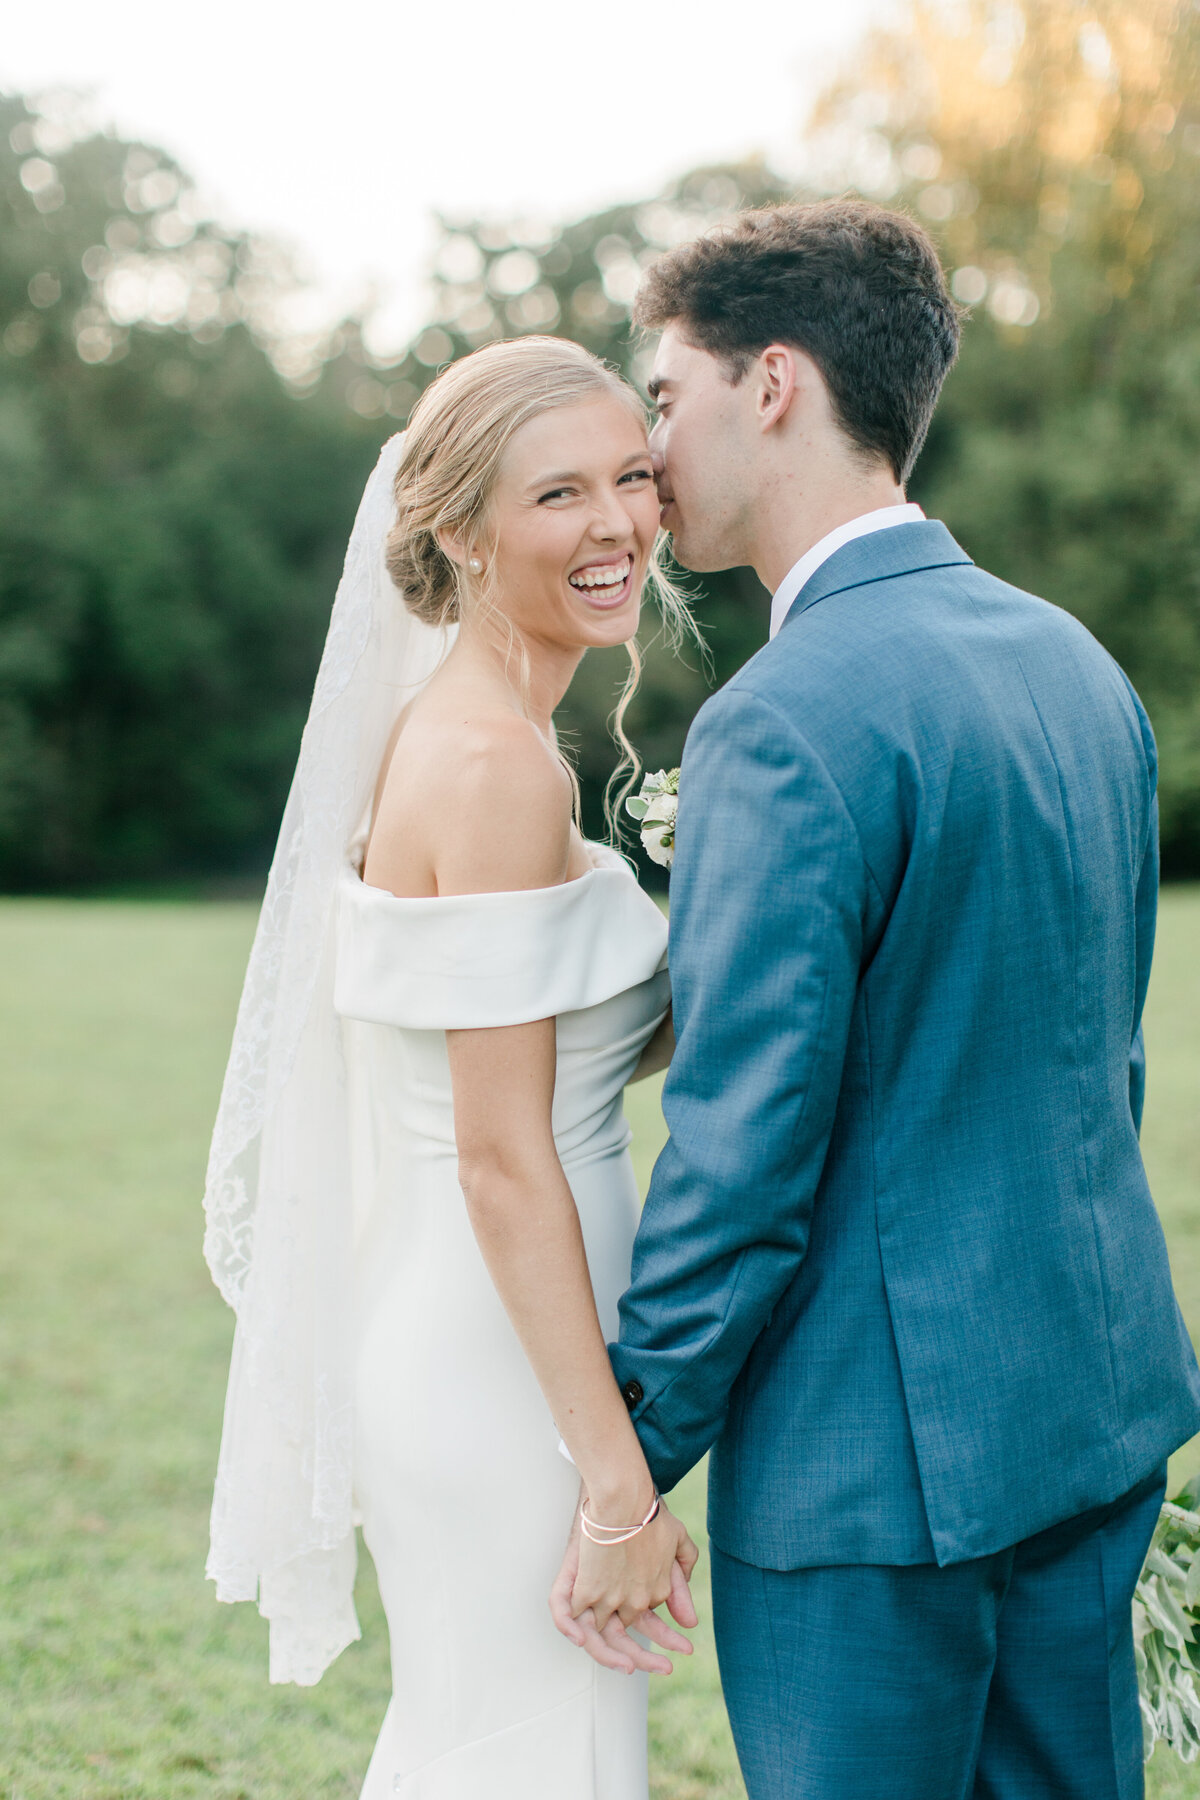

{"left": 753, "top": 344, "right": 801, "bottom": 434}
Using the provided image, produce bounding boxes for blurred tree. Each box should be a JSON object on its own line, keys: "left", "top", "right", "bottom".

{"left": 4, "top": 0, "right": 1199, "bottom": 887}
{"left": 812, "top": 0, "right": 1200, "bottom": 868}
{"left": 0, "top": 92, "right": 381, "bottom": 887}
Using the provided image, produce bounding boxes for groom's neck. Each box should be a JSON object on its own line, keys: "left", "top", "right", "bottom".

{"left": 748, "top": 452, "right": 907, "bottom": 595}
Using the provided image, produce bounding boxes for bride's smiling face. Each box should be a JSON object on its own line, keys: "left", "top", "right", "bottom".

{"left": 481, "top": 395, "right": 659, "bottom": 653}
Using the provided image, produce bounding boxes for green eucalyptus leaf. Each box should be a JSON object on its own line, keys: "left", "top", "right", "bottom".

{"left": 1159, "top": 1575, "right": 1197, "bottom": 1646}
{"left": 1148, "top": 1547, "right": 1187, "bottom": 1587}
{"left": 1175, "top": 1477, "right": 1200, "bottom": 1515}
{"left": 1185, "top": 1557, "right": 1200, "bottom": 1609}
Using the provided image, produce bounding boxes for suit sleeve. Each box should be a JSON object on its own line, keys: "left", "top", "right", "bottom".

{"left": 610, "top": 684, "right": 872, "bottom": 1493}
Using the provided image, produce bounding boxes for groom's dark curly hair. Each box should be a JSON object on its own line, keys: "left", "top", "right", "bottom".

{"left": 635, "top": 199, "right": 962, "bottom": 485}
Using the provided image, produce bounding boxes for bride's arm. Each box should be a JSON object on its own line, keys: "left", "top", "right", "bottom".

{"left": 449, "top": 1018, "right": 672, "bottom": 1515}
{"left": 448, "top": 1017, "right": 697, "bottom": 1660}
{"left": 417, "top": 723, "right": 696, "bottom": 1647}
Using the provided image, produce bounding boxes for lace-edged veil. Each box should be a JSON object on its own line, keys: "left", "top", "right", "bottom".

{"left": 203, "top": 431, "right": 450, "bottom": 1683}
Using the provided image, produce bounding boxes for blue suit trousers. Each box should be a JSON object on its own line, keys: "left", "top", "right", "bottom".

{"left": 711, "top": 1467, "right": 1166, "bottom": 1800}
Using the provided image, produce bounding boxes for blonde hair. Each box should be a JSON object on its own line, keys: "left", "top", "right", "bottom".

{"left": 385, "top": 335, "right": 700, "bottom": 837}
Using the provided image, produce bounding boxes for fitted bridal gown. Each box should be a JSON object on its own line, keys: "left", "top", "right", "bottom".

{"left": 333, "top": 840, "right": 670, "bottom": 1800}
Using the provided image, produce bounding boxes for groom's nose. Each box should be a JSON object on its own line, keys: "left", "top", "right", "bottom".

{"left": 651, "top": 450, "right": 672, "bottom": 507}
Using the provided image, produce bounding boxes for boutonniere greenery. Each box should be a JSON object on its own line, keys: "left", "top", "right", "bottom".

{"left": 626, "top": 767, "right": 680, "bottom": 868}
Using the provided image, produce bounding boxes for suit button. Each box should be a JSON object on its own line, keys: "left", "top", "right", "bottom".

{"left": 621, "top": 1380, "right": 644, "bottom": 1411}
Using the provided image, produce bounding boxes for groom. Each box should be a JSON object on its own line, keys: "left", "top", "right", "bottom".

{"left": 594, "top": 202, "right": 1200, "bottom": 1796}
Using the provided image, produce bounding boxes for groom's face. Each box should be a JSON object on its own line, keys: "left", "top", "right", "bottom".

{"left": 647, "top": 325, "right": 757, "bottom": 573}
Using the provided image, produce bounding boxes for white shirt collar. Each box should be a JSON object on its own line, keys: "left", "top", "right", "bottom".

{"left": 768, "top": 503, "right": 926, "bottom": 640}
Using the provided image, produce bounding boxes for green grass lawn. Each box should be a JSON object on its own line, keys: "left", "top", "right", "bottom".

{"left": 0, "top": 889, "right": 1197, "bottom": 1798}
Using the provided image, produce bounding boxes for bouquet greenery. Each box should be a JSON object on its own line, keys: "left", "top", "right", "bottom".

{"left": 1136, "top": 1478, "right": 1200, "bottom": 1761}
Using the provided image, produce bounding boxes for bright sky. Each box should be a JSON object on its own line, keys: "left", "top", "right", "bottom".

{"left": 2, "top": 0, "right": 883, "bottom": 354}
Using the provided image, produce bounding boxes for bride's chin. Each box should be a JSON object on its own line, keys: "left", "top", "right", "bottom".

{"left": 578, "top": 603, "right": 641, "bottom": 647}
{"left": 564, "top": 581, "right": 643, "bottom": 641}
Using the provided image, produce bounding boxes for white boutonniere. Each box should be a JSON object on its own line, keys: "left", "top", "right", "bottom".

{"left": 625, "top": 767, "right": 680, "bottom": 868}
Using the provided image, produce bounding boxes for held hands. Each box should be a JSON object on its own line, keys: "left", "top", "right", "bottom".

{"left": 548, "top": 1485, "right": 699, "bottom": 1676}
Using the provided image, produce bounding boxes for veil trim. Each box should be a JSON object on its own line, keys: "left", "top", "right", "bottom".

{"left": 203, "top": 432, "right": 451, "bottom": 1685}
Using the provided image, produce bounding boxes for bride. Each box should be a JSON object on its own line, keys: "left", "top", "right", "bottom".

{"left": 203, "top": 334, "right": 700, "bottom": 1797}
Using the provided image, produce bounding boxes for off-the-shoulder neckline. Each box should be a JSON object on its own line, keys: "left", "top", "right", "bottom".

{"left": 346, "top": 852, "right": 638, "bottom": 909}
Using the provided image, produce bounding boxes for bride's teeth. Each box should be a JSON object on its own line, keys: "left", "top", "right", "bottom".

{"left": 570, "top": 557, "right": 630, "bottom": 590}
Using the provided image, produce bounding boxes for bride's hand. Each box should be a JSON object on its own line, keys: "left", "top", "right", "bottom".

{"left": 549, "top": 1503, "right": 698, "bottom": 1674}
{"left": 571, "top": 1491, "right": 699, "bottom": 1636}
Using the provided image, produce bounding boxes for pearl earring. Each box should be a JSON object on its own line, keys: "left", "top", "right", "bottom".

{"left": 468, "top": 557, "right": 482, "bottom": 573}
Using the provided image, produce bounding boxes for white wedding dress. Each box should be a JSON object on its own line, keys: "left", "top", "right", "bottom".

{"left": 333, "top": 838, "right": 670, "bottom": 1799}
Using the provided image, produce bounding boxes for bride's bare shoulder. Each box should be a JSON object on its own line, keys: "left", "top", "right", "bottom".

{"left": 366, "top": 702, "right": 573, "bottom": 897}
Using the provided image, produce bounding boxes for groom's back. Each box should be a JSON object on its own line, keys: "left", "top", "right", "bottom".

{"left": 704, "top": 522, "right": 1200, "bottom": 1569}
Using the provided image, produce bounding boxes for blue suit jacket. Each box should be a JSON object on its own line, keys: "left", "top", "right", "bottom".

{"left": 611, "top": 521, "right": 1200, "bottom": 1569}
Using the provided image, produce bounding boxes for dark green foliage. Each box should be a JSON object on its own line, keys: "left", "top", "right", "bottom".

{"left": 0, "top": 115, "right": 782, "bottom": 886}
{"left": 914, "top": 265, "right": 1200, "bottom": 873}
{"left": 3, "top": 0, "right": 1200, "bottom": 887}
{"left": 873, "top": 0, "right": 1200, "bottom": 874}
{"left": 0, "top": 95, "right": 382, "bottom": 888}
